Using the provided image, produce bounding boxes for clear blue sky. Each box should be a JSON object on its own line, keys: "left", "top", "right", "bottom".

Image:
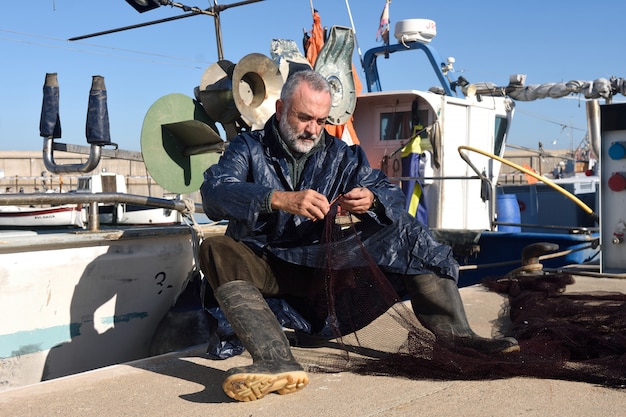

{"left": 1, "top": 0, "right": 625, "bottom": 153}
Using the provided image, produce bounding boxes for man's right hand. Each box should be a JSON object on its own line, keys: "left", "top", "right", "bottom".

{"left": 271, "top": 190, "right": 330, "bottom": 221}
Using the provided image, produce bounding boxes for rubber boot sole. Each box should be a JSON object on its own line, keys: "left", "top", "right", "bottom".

{"left": 222, "top": 370, "right": 309, "bottom": 402}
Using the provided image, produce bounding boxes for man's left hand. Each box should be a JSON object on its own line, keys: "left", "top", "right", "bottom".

{"left": 339, "top": 187, "right": 376, "bottom": 214}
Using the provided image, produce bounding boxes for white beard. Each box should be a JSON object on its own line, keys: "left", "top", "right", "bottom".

{"left": 278, "top": 115, "right": 320, "bottom": 154}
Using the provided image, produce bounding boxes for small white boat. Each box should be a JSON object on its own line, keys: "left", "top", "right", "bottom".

{"left": 0, "top": 204, "right": 85, "bottom": 228}
{"left": 0, "top": 173, "right": 182, "bottom": 228}
{"left": 76, "top": 173, "right": 182, "bottom": 225}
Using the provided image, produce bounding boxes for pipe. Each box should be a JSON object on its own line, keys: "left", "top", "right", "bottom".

{"left": 43, "top": 137, "right": 102, "bottom": 174}
{"left": 88, "top": 201, "right": 100, "bottom": 232}
{"left": 586, "top": 99, "right": 601, "bottom": 160}
{"left": 40, "top": 73, "right": 106, "bottom": 174}
{"left": 0, "top": 192, "right": 204, "bottom": 213}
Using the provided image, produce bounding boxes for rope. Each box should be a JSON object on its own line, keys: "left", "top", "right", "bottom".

{"left": 544, "top": 268, "right": 626, "bottom": 280}
{"left": 458, "top": 242, "right": 597, "bottom": 271}
{"left": 179, "top": 197, "right": 205, "bottom": 280}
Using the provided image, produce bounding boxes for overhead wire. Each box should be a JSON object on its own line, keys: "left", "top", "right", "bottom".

{"left": 0, "top": 29, "right": 211, "bottom": 69}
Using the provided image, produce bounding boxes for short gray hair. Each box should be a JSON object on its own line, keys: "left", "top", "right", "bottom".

{"left": 280, "top": 70, "right": 330, "bottom": 107}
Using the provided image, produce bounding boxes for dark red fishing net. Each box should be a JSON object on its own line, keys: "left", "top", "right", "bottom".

{"left": 295, "top": 206, "right": 626, "bottom": 388}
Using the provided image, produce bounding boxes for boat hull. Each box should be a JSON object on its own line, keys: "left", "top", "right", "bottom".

{"left": 0, "top": 224, "right": 225, "bottom": 391}
{"left": 98, "top": 203, "right": 181, "bottom": 225}
{"left": 0, "top": 204, "right": 85, "bottom": 228}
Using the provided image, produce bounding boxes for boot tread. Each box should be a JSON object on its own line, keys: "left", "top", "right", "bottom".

{"left": 223, "top": 370, "right": 309, "bottom": 401}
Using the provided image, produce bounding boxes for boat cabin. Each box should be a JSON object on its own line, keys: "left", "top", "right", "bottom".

{"left": 354, "top": 25, "right": 513, "bottom": 232}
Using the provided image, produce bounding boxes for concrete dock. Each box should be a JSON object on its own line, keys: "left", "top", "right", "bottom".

{"left": 1, "top": 275, "right": 625, "bottom": 417}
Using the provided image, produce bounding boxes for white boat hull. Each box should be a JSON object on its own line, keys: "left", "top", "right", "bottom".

{"left": 99, "top": 204, "right": 181, "bottom": 225}
{"left": 0, "top": 204, "right": 85, "bottom": 228}
{"left": 0, "top": 224, "right": 225, "bottom": 391}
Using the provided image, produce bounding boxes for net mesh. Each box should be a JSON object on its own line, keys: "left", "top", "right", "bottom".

{"left": 292, "top": 207, "right": 626, "bottom": 389}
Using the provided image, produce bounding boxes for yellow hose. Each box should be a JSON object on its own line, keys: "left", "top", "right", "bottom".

{"left": 458, "top": 145, "right": 599, "bottom": 223}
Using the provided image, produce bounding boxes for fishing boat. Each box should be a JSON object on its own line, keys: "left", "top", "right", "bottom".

{"left": 2, "top": 0, "right": 625, "bottom": 392}
{"left": 0, "top": 68, "right": 225, "bottom": 391}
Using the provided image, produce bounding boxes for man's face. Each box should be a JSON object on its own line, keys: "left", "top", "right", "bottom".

{"left": 276, "top": 82, "right": 331, "bottom": 154}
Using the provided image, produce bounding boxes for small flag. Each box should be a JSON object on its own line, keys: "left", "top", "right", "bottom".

{"left": 305, "top": 10, "right": 324, "bottom": 66}
{"left": 376, "top": 0, "right": 390, "bottom": 44}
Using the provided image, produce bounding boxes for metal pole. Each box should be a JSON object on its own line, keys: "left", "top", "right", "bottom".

{"left": 88, "top": 201, "right": 100, "bottom": 232}
{"left": 344, "top": 0, "right": 364, "bottom": 70}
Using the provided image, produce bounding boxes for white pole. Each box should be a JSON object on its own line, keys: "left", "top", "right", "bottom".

{"left": 344, "top": 0, "right": 364, "bottom": 70}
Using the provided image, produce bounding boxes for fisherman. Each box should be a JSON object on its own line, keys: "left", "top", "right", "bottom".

{"left": 199, "top": 69, "right": 519, "bottom": 402}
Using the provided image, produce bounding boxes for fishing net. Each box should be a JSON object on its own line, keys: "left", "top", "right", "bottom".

{"left": 286, "top": 205, "right": 626, "bottom": 388}
{"left": 194, "top": 203, "right": 626, "bottom": 388}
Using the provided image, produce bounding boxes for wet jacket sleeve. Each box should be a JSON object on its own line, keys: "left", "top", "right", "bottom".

{"left": 200, "top": 134, "right": 274, "bottom": 232}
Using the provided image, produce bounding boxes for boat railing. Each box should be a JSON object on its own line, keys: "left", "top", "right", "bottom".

{"left": 390, "top": 173, "right": 598, "bottom": 235}
{"left": 363, "top": 41, "right": 454, "bottom": 95}
{"left": 389, "top": 175, "right": 482, "bottom": 181}
{"left": 492, "top": 221, "right": 598, "bottom": 235}
{"left": 0, "top": 192, "right": 203, "bottom": 232}
{"left": 458, "top": 145, "right": 599, "bottom": 234}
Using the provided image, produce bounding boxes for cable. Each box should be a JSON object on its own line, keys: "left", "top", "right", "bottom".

{"left": 0, "top": 29, "right": 211, "bottom": 69}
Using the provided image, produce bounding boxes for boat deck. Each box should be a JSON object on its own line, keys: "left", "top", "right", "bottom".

{"left": 1, "top": 275, "right": 624, "bottom": 417}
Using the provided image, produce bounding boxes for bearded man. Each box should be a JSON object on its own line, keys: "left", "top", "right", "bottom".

{"left": 199, "top": 70, "right": 519, "bottom": 402}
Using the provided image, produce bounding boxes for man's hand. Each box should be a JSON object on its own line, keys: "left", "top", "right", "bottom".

{"left": 339, "top": 187, "right": 375, "bottom": 214}
{"left": 271, "top": 189, "right": 330, "bottom": 221}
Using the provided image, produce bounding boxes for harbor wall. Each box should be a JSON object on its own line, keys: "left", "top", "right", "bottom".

{"left": 0, "top": 150, "right": 202, "bottom": 202}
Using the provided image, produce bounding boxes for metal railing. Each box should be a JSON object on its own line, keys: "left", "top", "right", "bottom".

{"left": 0, "top": 192, "right": 203, "bottom": 232}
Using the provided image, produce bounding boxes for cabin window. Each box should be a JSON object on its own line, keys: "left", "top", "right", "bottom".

{"left": 77, "top": 177, "right": 91, "bottom": 192}
{"left": 380, "top": 108, "right": 429, "bottom": 141}
{"left": 494, "top": 115, "right": 508, "bottom": 156}
{"left": 380, "top": 111, "right": 412, "bottom": 141}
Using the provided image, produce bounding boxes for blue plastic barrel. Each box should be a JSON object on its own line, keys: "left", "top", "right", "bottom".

{"left": 496, "top": 194, "right": 521, "bottom": 232}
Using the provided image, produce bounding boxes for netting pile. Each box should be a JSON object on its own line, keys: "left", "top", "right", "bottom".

{"left": 293, "top": 207, "right": 626, "bottom": 388}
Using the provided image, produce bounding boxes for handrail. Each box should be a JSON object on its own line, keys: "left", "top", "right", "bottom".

{"left": 362, "top": 42, "right": 454, "bottom": 95}
{"left": 0, "top": 192, "right": 203, "bottom": 213}
{"left": 0, "top": 192, "right": 204, "bottom": 233}
{"left": 458, "top": 145, "right": 599, "bottom": 224}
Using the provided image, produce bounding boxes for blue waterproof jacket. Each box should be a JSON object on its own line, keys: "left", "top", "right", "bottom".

{"left": 201, "top": 117, "right": 459, "bottom": 281}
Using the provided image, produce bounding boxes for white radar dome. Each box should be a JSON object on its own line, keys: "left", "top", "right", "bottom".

{"left": 394, "top": 19, "right": 437, "bottom": 44}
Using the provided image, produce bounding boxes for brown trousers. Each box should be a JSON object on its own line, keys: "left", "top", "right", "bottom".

{"left": 198, "top": 235, "right": 316, "bottom": 298}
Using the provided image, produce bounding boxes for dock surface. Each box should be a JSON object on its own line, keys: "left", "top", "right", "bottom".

{"left": 2, "top": 275, "right": 625, "bottom": 417}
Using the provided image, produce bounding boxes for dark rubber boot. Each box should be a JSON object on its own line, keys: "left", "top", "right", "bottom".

{"left": 214, "top": 280, "right": 309, "bottom": 401}
{"left": 404, "top": 274, "right": 520, "bottom": 354}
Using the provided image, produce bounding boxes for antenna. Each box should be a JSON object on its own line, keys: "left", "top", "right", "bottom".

{"left": 68, "top": 0, "right": 265, "bottom": 61}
